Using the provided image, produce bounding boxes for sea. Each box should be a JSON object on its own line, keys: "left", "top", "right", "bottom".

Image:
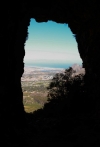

{"left": 25, "top": 62, "right": 82, "bottom": 69}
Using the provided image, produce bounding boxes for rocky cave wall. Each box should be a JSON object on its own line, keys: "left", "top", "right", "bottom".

{"left": 1, "top": 0, "right": 100, "bottom": 125}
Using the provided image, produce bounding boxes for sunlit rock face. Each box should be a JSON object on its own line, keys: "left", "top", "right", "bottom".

{"left": 1, "top": 0, "right": 100, "bottom": 131}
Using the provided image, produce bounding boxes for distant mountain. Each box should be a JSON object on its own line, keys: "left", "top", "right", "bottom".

{"left": 72, "top": 64, "right": 82, "bottom": 71}
{"left": 71, "top": 64, "right": 85, "bottom": 77}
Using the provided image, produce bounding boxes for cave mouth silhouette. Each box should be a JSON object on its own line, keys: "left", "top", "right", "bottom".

{"left": 22, "top": 18, "right": 82, "bottom": 113}
{"left": 3, "top": 2, "right": 100, "bottom": 146}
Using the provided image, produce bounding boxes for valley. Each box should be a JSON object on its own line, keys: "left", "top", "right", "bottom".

{"left": 21, "top": 66, "right": 64, "bottom": 112}
{"left": 21, "top": 65, "right": 85, "bottom": 112}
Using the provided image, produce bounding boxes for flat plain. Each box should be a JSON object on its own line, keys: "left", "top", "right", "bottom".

{"left": 21, "top": 66, "right": 64, "bottom": 112}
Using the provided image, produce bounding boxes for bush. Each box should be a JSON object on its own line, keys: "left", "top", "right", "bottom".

{"left": 45, "top": 67, "right": 85, "bottom": 114}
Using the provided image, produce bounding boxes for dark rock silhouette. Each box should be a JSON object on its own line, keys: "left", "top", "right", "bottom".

{"left": 1, "top": 0, "right": 100, "bottom": 146}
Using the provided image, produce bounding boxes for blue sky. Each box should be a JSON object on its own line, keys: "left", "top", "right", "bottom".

{"left": 24, "top": 18, "right": 82, "bottom": 68}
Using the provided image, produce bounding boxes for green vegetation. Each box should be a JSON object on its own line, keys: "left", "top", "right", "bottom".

{"left": 24, "top": 103, "right": 42, "bottom": 113}
{"left": 44, "top": 67, "right": 85, "bottom": 113}
{"left": 22, "top": 68, "right": 84, "bottom": 113}
{"left": 22, "top": 80, "right": 51, "bottom": 112}
{"left": 47, "top": 67, "right": 77, "bottom": 101}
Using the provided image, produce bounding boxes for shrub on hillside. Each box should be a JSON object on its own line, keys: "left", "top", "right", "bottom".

{"left": 47, "top": 67, "right": 84, "bottom": 101}
{"left": 44, "top": 67, "right": 85, "bottom": 115}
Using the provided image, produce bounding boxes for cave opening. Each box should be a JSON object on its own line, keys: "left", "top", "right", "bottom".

{"left": 21, "top": 18, "right": 83, "bottom": 113}
{"left": 4, "top": 3, "right": 100, "bottom": 146}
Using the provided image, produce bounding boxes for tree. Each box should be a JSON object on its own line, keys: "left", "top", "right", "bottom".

{"left": 44, "top": 67, "right": 85, "bottom": 116}
{"left": 47, "top": 67, "right": 79, "bottom": 101}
